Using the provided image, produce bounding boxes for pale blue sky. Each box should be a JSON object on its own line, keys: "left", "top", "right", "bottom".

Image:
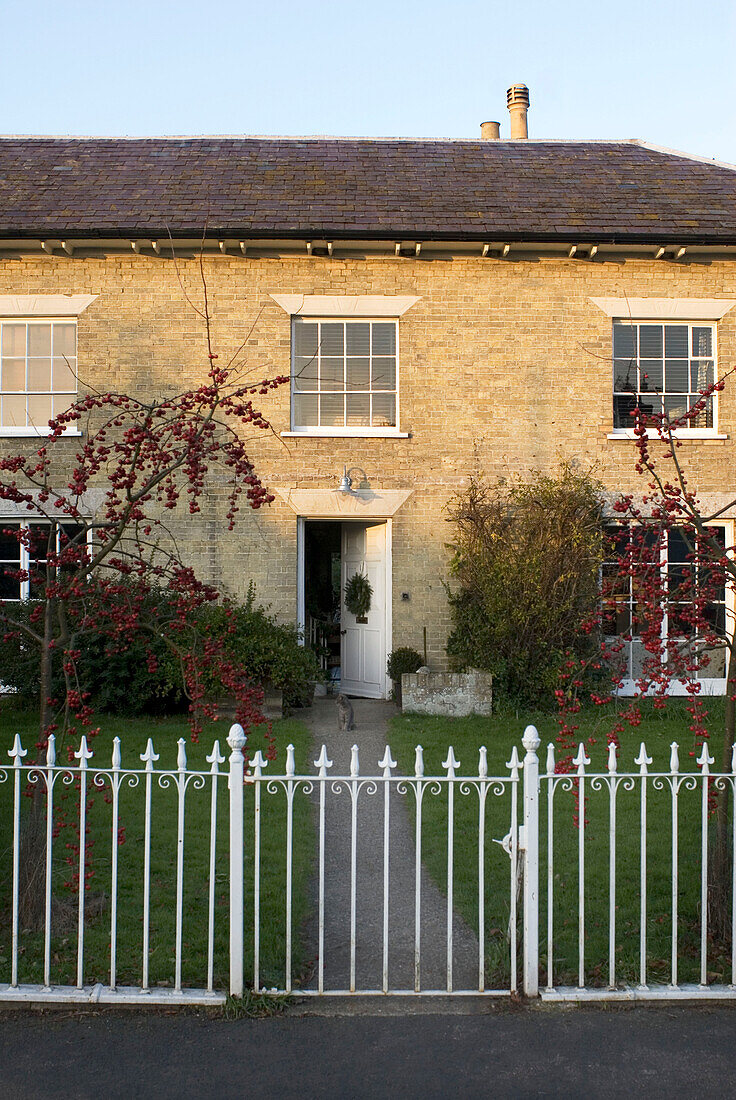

{"left": 3, "top": 0, "right": 736, "bottom": 162}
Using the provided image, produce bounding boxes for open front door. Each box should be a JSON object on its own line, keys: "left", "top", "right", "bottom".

{"left": 340, "top": 522, "right": 387, "bottom": 698}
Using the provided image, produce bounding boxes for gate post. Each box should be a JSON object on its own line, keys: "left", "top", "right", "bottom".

{"left": 227, "top": 723, "right": 247, "bottom": 997}
{"left": 522, "top": 724, "right": 541, "bottom": 997}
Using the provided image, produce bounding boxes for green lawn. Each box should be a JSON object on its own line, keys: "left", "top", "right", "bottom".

{"left": 389, "top": 700, "right": 731, "bottom": 989}
{"left": 0, "top": 708, "right": 315, "bottom": 992}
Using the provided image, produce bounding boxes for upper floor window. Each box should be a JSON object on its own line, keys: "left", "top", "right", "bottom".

{"left": 0, "top": 319, "right": 77, "bottom": 433}
{"left": 612, "top": 321, "right": 715, "bottom": 432}
{"left": 291, "top": 318, "right": 397, "bottom": 432}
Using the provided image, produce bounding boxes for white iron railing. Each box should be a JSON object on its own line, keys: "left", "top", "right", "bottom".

{"left": 1, "top": 722, "right": 736, "bottom": 1004}
{"left": 540, "top": 735, "right": 736, "bottom": 1001}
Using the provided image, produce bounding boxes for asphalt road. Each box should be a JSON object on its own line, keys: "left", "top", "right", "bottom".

{"left": 2, "top": 1003, "right": 736, "bottom": 1099}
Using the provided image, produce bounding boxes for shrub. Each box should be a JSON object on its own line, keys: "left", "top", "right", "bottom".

{"left": 386, "top": 647, "right": 424, "bottom": 681}
{"left": 199, "top": 586, "right": 322, "bottom": 709}
{"left": 0, "top": 589, "right": 186, "bottom": 716}
{"left": 445, "top": 464, "right": 603, "bottom": 708}
{"left": 0, "top": 584, "right": 322, "bottom": 716}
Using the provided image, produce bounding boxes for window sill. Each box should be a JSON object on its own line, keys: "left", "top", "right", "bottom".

{"left": 0, "top": 428, "right": 83, "bottom": 438}
{"left": 281, "top": 429, "right": 410, "bottom": 438}
{"left": 607, "top": 430, "right": 728, "bottom": 441}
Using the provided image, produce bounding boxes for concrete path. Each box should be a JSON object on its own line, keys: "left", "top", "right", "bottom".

{"left": 300, "top": 697, "right": 482, "bottom": 993}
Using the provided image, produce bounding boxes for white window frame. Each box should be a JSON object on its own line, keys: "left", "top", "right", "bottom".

{"left": 603, "top": 520, "right": 734, "bottom": 697}
{"left": 284, "top": 315, "right": 409, "bottom": 438}
{"left": 0, "top": 519, "right": 92, "bottom": 601}
{"left": 0, "top": 316, "right": 82, "bottom": 437}
{"left": 609, "top": 318, "right": 722, "bottom": 439}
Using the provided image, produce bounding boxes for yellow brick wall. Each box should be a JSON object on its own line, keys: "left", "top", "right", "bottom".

{"left": 1, "top": 252, "right": 734, "bottom": 669}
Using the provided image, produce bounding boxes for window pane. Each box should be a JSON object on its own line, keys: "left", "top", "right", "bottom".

{"left": 668, "top": 528, "right": 693, "bottom": 562}
{"left": 346, "top": 323, "right": 370, "bottom": 356}
{"left": 0, "top": 569, "right": 19, "bottom": 599}
{"left": 664, "top": 325, "right": 688, "bottom": 357}
{"left": 2, "top": 359, "right": 25, "bottom": 390}
{"left": 28, "top": 325, "right": 51, "bottom": 357}
{"left": 292, "top": 393, "right": 318, "bottom": 427}
{"left": 613, "top": 359, "right": 636, "bottom": 391}
{"left": 320, "top": 323, "right": 344, "bottom": 356}
{"left": 29, "top": 524, "right": 51, "bottom": 558}
{"left": 293, "top": 355, "right": 318, "bottom": 391}
{"left": 0, "top": 525, "right": 20, "bottom": 562}
{"left": 346, "top": 393, "right": 370, "bottom": 426}
{"left": 639, "top": 360, "right": 662, "bottom": 391}
{"left": 613, "top": 323, "right": 636, "bottom": 359}
{"left": 319, "top": 393, "right": 344, "bottom": 426}
{"left": 52, "top": 394, "right": 75, "bottom": 418}
{"left": 692, "top": 327, "right": 712, "bottom": 357}
{"left": 320, "top": 358, "right": 344, "bottom": 390}
{"left": 700, "top": 646, "right": 726, "bottom": 678}
{"left": 52, "top": 357, "right": 77, "bottom": 392}
{"left": 703, "top": 603, "right": 727, "bottom": 634}
{"left": 638, "top": 393, "right": 662, "bottom": 418}
{"left": 53, "top": 324, "right": 76, "bottom": 357}
{"left": 690, "top": 396, "right": 714, "bottom": 428}
{"left": 691, "top": 360, "right": 713, "bottom": 390}
{"left": 613, "top": 394, "right": 637, "bottom": 428}
{"left": 2, "top": 395, "right": 26, "bottom": 426}
{"left": 293, "top": 322, "right": 318, "bottom": 357}
{"left": 28, "top": 359, "right": 51, "bottom": 392}
{"left": 665, "top": 360, "right": 688, "bottom": 393}
{"left": 346, "top": 357, "right": 370, "bottom": 390}
{"left": 2, "top": 324, "right": 26, "bottom": 357}
{"left": 639, "top": 325, "right": 663, "bottom": 358}
{"left": 372, "top": 323, "right": 395, "bottom": 356}
{"left": 372, "top": 357, "right": 396, "bottom": 390}
{"left": 371, "top": 393, "right": 396, "bottom": 427}
{"left": 664, "top": 395, "right": 688, "bottom": 421}
{"left": 27, "top": 395, "right": 52, "bottom": 426}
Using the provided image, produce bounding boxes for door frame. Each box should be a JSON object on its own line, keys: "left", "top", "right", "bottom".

{"left": 297, "top": 516, "right": 393, "bottom": 699}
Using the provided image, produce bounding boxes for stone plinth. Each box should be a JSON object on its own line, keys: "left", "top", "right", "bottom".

{"left": 401, "top": 669, "right": 493, "bottom": 717}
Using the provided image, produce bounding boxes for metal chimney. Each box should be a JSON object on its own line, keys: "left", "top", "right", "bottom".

{"left": 507, "top": 84, "right": 530, "bottom": 139}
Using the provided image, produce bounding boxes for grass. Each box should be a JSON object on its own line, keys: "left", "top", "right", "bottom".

{"left": 0, "top": 707, "right": 315, "bottom": 992}
{"left": 388, "top": 699, "right": 732, "bottom": 989}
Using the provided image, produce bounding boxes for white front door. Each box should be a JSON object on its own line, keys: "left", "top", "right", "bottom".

{"left": 340, "top": 522, "right": 387, "bottom": 698}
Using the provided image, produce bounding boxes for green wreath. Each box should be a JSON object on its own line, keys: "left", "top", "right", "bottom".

{"left": 344, "top": 572, "right": 373, "bottom": 618}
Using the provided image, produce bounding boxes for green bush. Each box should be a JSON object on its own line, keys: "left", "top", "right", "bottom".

{"left": 0, "top": 585, "right": 321, "bottom": 716}
{"left": 0, "top": 589, "right": 186, "bottom": 715}
{"left": 445, "top": 464, "right": 603, "bottom": 709}
{"left": 199, "top": 587, "right": 322, "bottom": 709}
{"left": 386, "top": 647, "right": 424, "bottom": 681}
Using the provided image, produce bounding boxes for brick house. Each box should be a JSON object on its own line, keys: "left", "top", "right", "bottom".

{"left": 0, "top": 86, "right": 735, "bottom": 698}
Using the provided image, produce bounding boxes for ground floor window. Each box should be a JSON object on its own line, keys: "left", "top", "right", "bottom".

{"left": 0, "top": 521, "right": 88, "bottom": 600}
{"left": 601, "top": 523, "right": 729, "bottom": 687}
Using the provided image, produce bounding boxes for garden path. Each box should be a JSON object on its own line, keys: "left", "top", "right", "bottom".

{"left": 300, "top": 696, "right": 482, "bottom": 993}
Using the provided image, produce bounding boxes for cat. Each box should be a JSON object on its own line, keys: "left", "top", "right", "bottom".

{"left": 336, "top": 693, "right": 356, "bottom": 731}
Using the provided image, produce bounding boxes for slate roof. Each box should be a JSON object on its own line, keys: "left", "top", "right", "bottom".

{"left": 0, "top": 136, "right": 735, "bottom": 243}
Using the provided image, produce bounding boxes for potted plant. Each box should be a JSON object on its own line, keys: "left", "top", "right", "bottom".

{"left": 386, "top": 647, "right": 424, "bottom": 707}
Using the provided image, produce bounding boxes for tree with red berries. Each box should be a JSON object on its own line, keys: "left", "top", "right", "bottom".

{"left": 556, "top": 364, "right": 736, "bottom": 929}
{"left": 0, "top": 295, "right": 287, "bottom": 922}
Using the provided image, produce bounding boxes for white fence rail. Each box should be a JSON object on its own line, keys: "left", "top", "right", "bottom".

{"left": 1, "top": 723, "right": 735, "bottom": 1004}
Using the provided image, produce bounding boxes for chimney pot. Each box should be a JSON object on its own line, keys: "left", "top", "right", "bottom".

{"left": 507, "top": 83, "right": 530, "bottom": 139}
{"left": 480, "top": 120, "right": 501, "bottom": 141}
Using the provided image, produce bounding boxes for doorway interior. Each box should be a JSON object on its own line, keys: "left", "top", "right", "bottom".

{"left": 302, "top": 519, "right": 390, "bottom": 699}
{"left": 304, "top": 522, "right": 342, "bottom": 689}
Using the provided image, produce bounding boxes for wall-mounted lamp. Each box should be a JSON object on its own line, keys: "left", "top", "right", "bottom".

{"left": 337, "top": 466, "right": 370, "bottom": 493}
